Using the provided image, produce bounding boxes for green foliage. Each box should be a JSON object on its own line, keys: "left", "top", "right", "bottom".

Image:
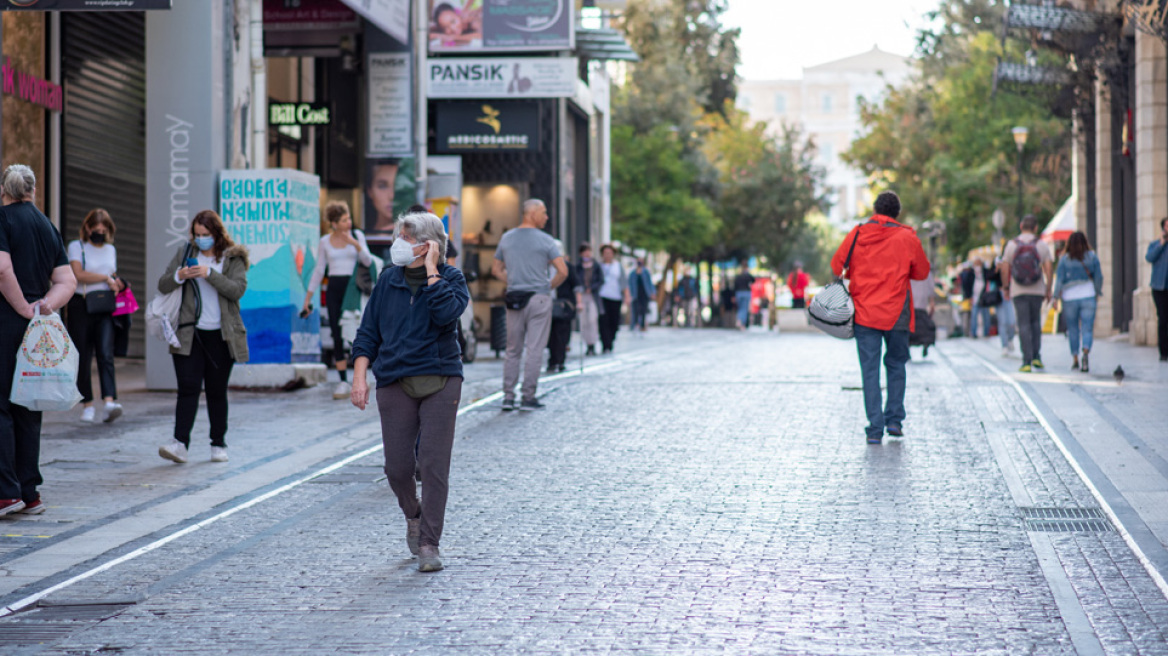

{"left": 782, "top": 215, "right": 845, "bottom": 284}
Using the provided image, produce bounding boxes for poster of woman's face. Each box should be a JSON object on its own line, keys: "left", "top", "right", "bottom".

{"left": 429, "top": 0, "right": 483, "bottom": 50}
{"left": 364, "top": 158, "right": 417, "bottom": 233}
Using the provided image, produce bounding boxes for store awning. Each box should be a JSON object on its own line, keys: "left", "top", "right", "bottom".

{"left": 576, "top": 28, "right": 639, "bottom": 62}
{"left": 1041, "top": 196, "right": 1077, "bottom": 243}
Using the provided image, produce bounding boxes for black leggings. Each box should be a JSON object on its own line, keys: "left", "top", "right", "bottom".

{"left": 1154, "top": 289, "right": 1168, "bottom": 359}
{"left": 327, "top": 275, "right": 350, "bottom": 361}
{"left": 66, "top": 294, "right": 117, "bottom": 403}
{"left": 173, "top": 329, "right": 235, "bottom": 447}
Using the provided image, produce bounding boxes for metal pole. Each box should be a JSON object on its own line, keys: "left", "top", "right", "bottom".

{"left": 414, "top": 0, "right": 428, "bottom": 203}
{"left": 1015, "top": 147, "right": 1024, "bottom": 221}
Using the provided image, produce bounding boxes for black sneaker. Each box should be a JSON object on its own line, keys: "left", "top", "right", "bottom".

{"left": 519, "top": 399, "right": 545, "bottom": 411}
{"left": 501, "top": 399, "right": 516, "bottom": 412}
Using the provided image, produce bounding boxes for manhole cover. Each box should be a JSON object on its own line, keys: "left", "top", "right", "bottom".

{"left": 1020, "top": 507, "right": 1113, "bottom": 533}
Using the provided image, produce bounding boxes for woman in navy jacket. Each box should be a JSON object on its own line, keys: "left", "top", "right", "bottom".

{"left": 350, "top": 211, "right": 469, "bottom": 573}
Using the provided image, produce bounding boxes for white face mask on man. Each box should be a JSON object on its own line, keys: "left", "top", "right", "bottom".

{"left": 390, "top": 238, "right": 419, "bottom": 267}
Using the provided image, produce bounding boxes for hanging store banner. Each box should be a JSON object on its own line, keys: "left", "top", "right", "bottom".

{"left": 427, "top": 56, "right": 577, "bottom": 99}
{"left": 435, "top": 101, "right": 539, "bottom": 153}
{"left": 367, "top": 52, "right": 413, "bottom": 156}
{"left": 262, "top": 0, "right": 358, "bottom": 31}
{"left": 428, "top": 0, "right": 572, "bottom": 52}
{"left": 2, "top": 0, "right": 171, "bottom": 8}
{"left": 339, "top": 0, "right": 409, "bottom": 43}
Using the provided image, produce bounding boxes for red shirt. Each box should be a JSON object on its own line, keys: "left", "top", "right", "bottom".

{"left": 830, "top": 215, "right": 930, "bottom": 331}
{"left": 787, "top": 271, "right": 810, "bottom": 299}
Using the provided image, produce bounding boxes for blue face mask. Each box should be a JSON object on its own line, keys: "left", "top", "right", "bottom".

{"left": 194, "top": 236, "right": 215, "bottom": 252}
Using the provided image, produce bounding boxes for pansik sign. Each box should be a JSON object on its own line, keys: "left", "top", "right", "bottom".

{"left": 427, "top": 57, "right": 577, "bottom": 99}
{"left": 269, "top": 102, "right": 332, "bottom": 126}
{"left": 435, "top": 102, "right": 539, "bottom": 153}
{"left": 3, "top": 0, "right": 171, "bottom": 9}
{"left": 428, "top": 0, "right": 572, "bottom": 52}
{"left": 339, "top": 0, "right": 409, "bottom": 43}
{"left": 367, "top": 52, "right": 413, "bottom": 156}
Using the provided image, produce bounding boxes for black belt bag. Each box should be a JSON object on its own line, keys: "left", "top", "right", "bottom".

{"left": 504, "top": 290, "right": 536, "bottom": 310}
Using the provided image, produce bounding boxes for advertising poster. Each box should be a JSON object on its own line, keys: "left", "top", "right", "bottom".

{"left": 219, "top": 169, "right": 322, "bottom": 364}
{"left": 435, "top": 101, "right": 540, "bottom": 153}
{"left": 339, "top": 0, "right": 409, "bottom": 43}
{"left": 428, "top": 0, "right": 572, "bottom": 52}
{"left": 427, "top": 56, "right": 577, "bottom": 98}
{"left": 363, "top": 158, "right": 417, "bottom": 257}
{"left": 367, "top": 52, "right": 413, "bottom": 156}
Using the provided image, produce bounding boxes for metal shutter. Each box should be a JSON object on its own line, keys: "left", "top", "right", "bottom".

{"left": 61, "top": 12, "right": 147, "bottom": 356}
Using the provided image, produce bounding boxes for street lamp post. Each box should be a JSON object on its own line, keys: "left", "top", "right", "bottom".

{"left": 1012, "top": 126, "right": 1029, "bottom": 222}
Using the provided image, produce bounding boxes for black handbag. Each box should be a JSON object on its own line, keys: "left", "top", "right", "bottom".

{"left": 552, "top": 298, "right": 576, "bottom": 321}
{"left": 81, "top": 247, "right": 117, "bottom": 314}
{"left": 978, "top": 288, "right": 1002, "bottom": 308}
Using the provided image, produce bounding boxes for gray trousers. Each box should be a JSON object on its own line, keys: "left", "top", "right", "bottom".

{"left": 377, "top": 378, "right": 462, "bottom": 549}
{"left": 1014, "top": 294, "right": 1045, "bottom": 364}
{"left": 503, "top": 293, "right": 553, "bottom": 402}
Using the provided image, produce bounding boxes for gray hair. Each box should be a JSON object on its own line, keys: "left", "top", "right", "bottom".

{"left": 394, "top": 211, "right": 447, "bottom": 260}
{"left": 522, "top": 198, "right": 545, "bottom": 216}
{"left": 2, "top": 164, "right": 36, "bottom": 200}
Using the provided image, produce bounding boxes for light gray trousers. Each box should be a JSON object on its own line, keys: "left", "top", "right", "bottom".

{"left": 503, "top": 293, "right": 552, "bottom": 402}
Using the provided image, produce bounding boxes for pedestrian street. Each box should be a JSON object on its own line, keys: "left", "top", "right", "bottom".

{"left": 0, "top": 331, "right": 1166, "bottom": 654}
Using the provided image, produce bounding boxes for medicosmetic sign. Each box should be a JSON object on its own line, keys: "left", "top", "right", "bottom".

{"left": 427, "top": 57, "right": 577, "bottom": 99}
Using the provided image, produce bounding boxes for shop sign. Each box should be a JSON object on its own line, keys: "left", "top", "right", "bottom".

{"left": 427, "top": 56, "right": 577, "bottom": 99}
{"left": 1, "top": 58, "right": 62, "bottom": 112}
{"left": 2, "top": 0, "right": 171, "bottom": 9}
{"left": 428, "top": 0, "right": 572, "bottom": 53}
{"left": 262, "top": 0, "right": 357, "bottom": 30}
{"left": 367, "top": 52, "right": 413, "bottom": 156}
{"left": 435, "top": 102, "right": 539, "bottom": 153}
{"left": 269, "top": 102, "right": 332, "bottom": 127}
{"left": 338, "top": 0, "right": 408, "bottom": 43}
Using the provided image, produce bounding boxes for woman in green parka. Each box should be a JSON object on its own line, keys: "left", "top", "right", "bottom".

{"left": 156, "top": 210, "right": 249, "bottom": 464}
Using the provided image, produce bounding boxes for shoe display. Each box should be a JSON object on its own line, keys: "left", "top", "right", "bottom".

{"left": 17, "top": 498, "right": 45, "bottom": 515}
{"left": 417, "top": 544, "right": 443, "bottom": 572}
{"left": 103, "top": 402, "right": 123, "bottom": 423}
{"left": 80, "top": 406, "right": 96, "bottom": 423}
{"left": 210, "top": 446, "right": 229, "bottom": 462}
{"left": 0, "top": 499, "right": 25, "bottom": 516}
{"left": 406, "top": 518, "right": 421, "bottom": 556}
{"left": 158, "top": 439, "right": 189, "bottom": 464}
{"left": 333, "top": 382, "right": 351, "bottom": 400}
{"left": 501, "top": 398, "right": 516, "bottom": 412}
{"left": 519, "top": 399, "right": 545, "bottom": 411}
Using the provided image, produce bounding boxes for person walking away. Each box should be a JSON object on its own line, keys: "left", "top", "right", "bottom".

{"left": 547, "top": 242, "right": 579, "bottom": 373}
{"left": 957, "top": 263, "right": 974, "bottom": 338}
{"left": 831, "top": 191, "right": 930, "bottom": 444}
{"left": 674, "top": 268, "right": 699, "bottom": 327}
{"left": 574, "top": 243, "right": 603, "bottom": 355}
{"left": 909, "top": 270, "right": 936, "bottom": 357}
{"left": 66, "top": 209, "right": 124, "bottom": 423}
{"left": 788, "top": 263, "right": 810, "bottom": 309}
{"left": 628, "top": 259, "right": 654, "bottom": 333}
{"left": 732, "top": 264, "right": 754, "bottom": 330}
{"left": 350, "top": 211, "right": 468, "bottom": 572}
{"left": 969, "top": 257, "right": 992, "bottom": 338}
{"left": 1054, "top": 231, "right": 1103, "bottom": 372}
{"left": 492, "top": 199, "right": 567, "bottom": 411}
{"left": 750, "top": 276, "right": 769, "bottom": 328}
{"left": 0, "top": 165, "right": 76, "bottom": 516}
{"left": 302, "top": 201, "right": 373, "bottom": 400}
{"left": 992, "top": 253, "right": 1017, "bottom": 356}
{"left": 157, "top": 210, "right": 249, "bottom": 464}
{"left": 1001, "top": 215, "right": 1054, "bottom": 372}
{"left": 596, "top": 244, "right": 628, "bottom": 353}
{"left": 1146, "top": 217, "right": 1168, "bottom": 362}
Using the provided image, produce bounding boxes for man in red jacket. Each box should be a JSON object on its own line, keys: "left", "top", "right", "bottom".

{"left": 831, "top": 191, "right": 930, "bottom": 444}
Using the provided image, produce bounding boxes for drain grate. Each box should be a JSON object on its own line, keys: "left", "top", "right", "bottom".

{"left": 1021, "top": 507, "right": 1113, "bottom": 533}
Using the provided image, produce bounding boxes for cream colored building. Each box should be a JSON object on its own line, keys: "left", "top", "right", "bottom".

{"left": 736, "top": 47, "right": 910, "bottom": 225}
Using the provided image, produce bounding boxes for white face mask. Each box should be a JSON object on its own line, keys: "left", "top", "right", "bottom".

{"left": 390, "top": 238, "right": 418, "bottom": 267}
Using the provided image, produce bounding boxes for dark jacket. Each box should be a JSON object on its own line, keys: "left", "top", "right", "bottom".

{"left": 556, "top": 261, "right": 580, "bottom": 303}
{"left": 157, "top": 243, "right": 250, "bottom": 362}
{"left": 574, "top": 260, "right": 605, "bottom": 313}
{"left": 350, "top": 264, "right": 469, "bottom": 387}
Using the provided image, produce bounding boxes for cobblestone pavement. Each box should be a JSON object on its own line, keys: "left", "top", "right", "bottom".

{"left": 0, "top": 330, "right": 1166, "bottom": 654}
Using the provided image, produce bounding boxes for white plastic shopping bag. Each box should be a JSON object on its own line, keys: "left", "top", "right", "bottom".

{"left": 10, "top": 310, "right": 82, "bottom": 412}
{"left": 145, "top": 288, "right": 183, "bottom": 348}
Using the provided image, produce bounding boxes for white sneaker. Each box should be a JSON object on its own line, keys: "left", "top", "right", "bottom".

{"left": 333, "top": 381, "right": 351, "bottom": 400}
{"left": 1001, "top": 346, "right": 1010, "bottom": 357}
{"left": 79, "top": 406, "right": 96, "bottom": 423}
{"left": 103, "top": 402, "right": 123, "bottom": 423}
{"left": 158, "top": 439, "right": 188, "bottom": 464}
{"left": 210, "top": 446, "right": 229, "bottom": 462}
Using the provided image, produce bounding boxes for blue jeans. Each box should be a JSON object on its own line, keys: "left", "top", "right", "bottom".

{"left": 970, "top": 303, "right": 992, "bottom": 337}
{"left": 735, "top": 291, "right": 751, "bottom": 327}
{"left": 854, "top": 324, "right": 910, "bottom": 439}
{"left": 1062, "top": 297, "right": 1097, "bottom": 354}
{"left": 996, "top": 299, "right": 1016, "bottom": 347}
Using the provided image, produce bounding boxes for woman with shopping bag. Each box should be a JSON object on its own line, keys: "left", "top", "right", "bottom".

{"left": 0, "top": 164, "right": 78, "bottom": 517}
{"left": 156, "top": 210, "right": 249, "bottom": 465}
{"left": 65, "top": 208, "right": 125, "bottom": 424}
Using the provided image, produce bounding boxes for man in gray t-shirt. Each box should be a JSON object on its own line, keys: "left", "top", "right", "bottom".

{"left": 491, "top": 199, "right": 567, "bottom": 410}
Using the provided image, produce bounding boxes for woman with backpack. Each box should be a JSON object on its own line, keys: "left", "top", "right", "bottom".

{"left": 1053, "top": 231, "right": 1103, "bottom": 372}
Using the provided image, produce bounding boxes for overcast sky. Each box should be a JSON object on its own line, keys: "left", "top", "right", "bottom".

{"left": 723, "top": 0, "right": 942, "bottom": 80}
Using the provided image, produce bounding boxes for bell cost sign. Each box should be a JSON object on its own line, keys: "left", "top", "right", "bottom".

{"left": 427, "top": 57, "right": 577, "bottom": 99}
{"left": 269, "top": 103, "right": 331, "bottom": 127}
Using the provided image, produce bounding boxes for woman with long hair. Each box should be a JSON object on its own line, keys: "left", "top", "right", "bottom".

{"left": 156, "top": 210, "right": 249, "bottom": 464}
{"left": 1053, "top": 231, "right": 1103, "bottom": 372}
{"left": 66, "top": 209, "right": 124, "bottom": 423}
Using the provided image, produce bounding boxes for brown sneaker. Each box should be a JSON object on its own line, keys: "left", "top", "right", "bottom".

{"left": 417, "top": 544, "right": 443, "bottom": 572}
{"left": 406, "top": 518, "right": 421, "bottom": 556}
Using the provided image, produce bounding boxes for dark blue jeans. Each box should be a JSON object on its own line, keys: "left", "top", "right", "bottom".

{"left": 854, "top": 324, "right": 910, "bottom": 439}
